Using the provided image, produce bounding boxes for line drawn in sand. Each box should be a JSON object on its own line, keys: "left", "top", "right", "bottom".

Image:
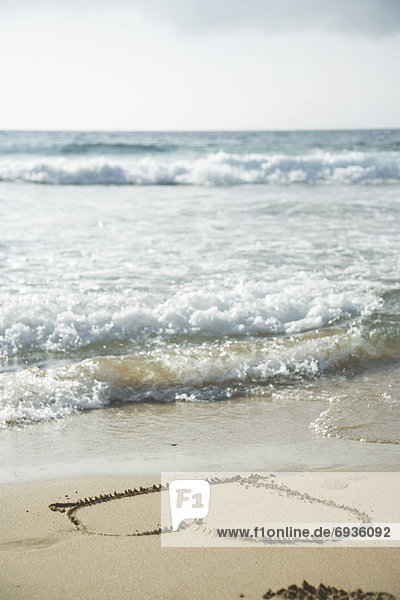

{"left": 49, "top": 474, "right": 371, "bottom": 538}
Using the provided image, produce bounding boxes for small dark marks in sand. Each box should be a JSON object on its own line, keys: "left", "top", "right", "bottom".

{"left": 262, "top": 582, "right": 396, "bottom": 600}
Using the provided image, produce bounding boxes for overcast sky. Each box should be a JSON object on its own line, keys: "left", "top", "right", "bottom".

{"left": 0, "top": 0, "right": 399, "bottom": 130}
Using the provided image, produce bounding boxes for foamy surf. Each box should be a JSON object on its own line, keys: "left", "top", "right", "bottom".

{"left": 0, "top": 280, "right": 380, "bottom": 359}
{"left": 0, "top": 150, "right": 399, "bottom": 185}
{"left": 0, "top": 326, "right": 395, "bottom": 428}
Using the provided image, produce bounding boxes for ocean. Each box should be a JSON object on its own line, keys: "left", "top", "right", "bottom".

{"left": 0, "top": 129, "right": 399, "bottom": 480}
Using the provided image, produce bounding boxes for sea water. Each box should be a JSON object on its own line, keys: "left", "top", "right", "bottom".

{"left": 0, "top": 130, "right": 399, "bottom": 480}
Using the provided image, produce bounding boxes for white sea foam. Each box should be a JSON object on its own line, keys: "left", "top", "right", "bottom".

{"left": 0, "top": 279, "right": 385, "bottom": 427}
{"left": 0, "top": 281, "right": 380, "bottom": 359}
{"left": 0, "top": 326, "right": 385, "bottom": 427}
{"left": 0, "top": 151, "right": 399, "bottom": 185}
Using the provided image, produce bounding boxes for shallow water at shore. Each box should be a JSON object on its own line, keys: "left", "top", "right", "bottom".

{"left": 1, "top": 364, "right": 399, "bottom": 482}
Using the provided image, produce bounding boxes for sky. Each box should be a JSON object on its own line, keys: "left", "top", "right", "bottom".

{"left": 0, "top": 0, "right": 399, "bottom": 130}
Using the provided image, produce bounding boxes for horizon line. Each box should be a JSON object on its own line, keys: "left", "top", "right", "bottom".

{"left": 1, "top": 126, "right": 399, "bottom": 134}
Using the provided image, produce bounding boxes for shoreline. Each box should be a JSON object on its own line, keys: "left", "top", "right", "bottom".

{"left": 2, "top": 390, "right": 399, "bottom": 485}
{"left": 0, "top": 475, "right": 399, "bottom": 600}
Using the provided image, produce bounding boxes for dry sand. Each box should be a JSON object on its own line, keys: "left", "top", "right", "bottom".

{"left": 0, "top": 476, "right": 398, "bottom": 600}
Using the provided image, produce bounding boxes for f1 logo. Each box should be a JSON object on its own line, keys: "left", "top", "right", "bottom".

{"left": 169, "top": 480, "right": 211, "bottom": 531}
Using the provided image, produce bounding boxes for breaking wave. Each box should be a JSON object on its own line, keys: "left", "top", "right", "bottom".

{"left": 0, "top": 327, "right": 390, "bottom": 427}
{"left": 0, "top": 151, "right": 399, "bottom": 185}
{"left": 0, "top": 281, "right": 380, "bottom": 359}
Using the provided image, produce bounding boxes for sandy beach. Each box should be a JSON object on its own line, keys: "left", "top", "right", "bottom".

{"left": 0, "top": 475, "right": 398, "bottom": 600}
